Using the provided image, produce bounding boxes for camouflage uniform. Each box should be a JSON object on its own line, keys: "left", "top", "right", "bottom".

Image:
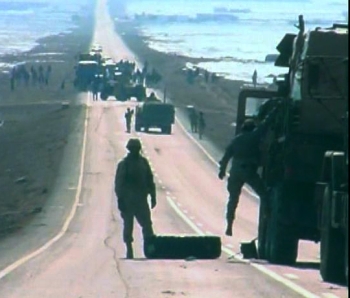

{"left": 115, "top": 139, "right": 156, "bottom": 258}
{"left": 219, "top": 108, "right": 277, "bottom": 235}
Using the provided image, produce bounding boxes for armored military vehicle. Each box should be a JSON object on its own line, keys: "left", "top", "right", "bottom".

{"left": 135, "top": 99, "right": 175, "bottom": 134}
{"left": 73, "top": 60, "right": 99, "bottom": 91}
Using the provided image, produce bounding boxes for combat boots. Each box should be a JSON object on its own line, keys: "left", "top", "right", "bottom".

{"left": 225, "top": 218, "right": 234, "bottom": 236}
{"left": 126, "top": 242, "right": 134, "bottom": 259}
{"left": 225, "top": 225, "right": 233, "bottom": 236}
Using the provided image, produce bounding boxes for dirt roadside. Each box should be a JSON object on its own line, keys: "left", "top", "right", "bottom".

{"left": 0, "top": 12, "right": 94, "bottom": 236}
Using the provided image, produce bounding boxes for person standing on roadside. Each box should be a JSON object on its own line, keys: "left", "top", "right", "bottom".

{"left": 124, "top": 107, "right": 134, "bottom": 133}
{"left": 114, "top": 138, "right": 157, "bottom": 259}
{"left": 189, "top": 109, "right": 198, "bottom": 133}
{"left": 252, "top": 69, "right": 258, "bottom": 87}
{"left": 198, "top": 111, "right": 206, "bottom": 140}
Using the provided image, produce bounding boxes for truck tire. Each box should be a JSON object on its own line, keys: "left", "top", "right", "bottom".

{"left": 144, "top": 235, "right": 221, "bottom": 259}
{"left": 162, "top": 126, "right": 172, "bottom": 135}
{"left": 135, "top": 123, "right": 141, "bottom": 132}
{"left": 320, "top": 185, "right": 346, "bottom": 283}
{"left": 268, "top": 185, "right": 298, "bottom": 265}
{"left": 345, "top": 218, "right": 348, "bottom": 286}
{"left": 345, "top": 196, "right": 348, "bottom": 286}
{"left": 258, "top": 202, "right": 270, "bottom": 260}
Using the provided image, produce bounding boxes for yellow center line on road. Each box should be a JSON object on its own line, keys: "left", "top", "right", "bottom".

{"left": 0, "top": 94, "right": 91, "bottom": 280}
{"left": 166, "top": 196, "right": 321, "bottom": 298}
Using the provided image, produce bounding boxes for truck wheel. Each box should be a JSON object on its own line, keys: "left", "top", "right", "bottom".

{"left": 345, "top": 219, "right": 348, "bottom": 286}
{"left": 345, "top": 196, "right": 348, "bottom": 286}
{"left": 164, "top": 126, "right": 172, "bottom": 135}
{"left": 268, "top": 185, "right": 298, "bottom": 265}
{"left": 135, "top": 124, "right": 141, "bottom": 132}
{"left": 320, "top": 185, "right": 346, "bottom": 283}
{"left": 258, "top": 201, "right": 271, "bottom": 260}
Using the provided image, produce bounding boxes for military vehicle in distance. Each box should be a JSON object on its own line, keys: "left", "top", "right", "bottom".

{"left": 100, "top": 71, "right": 146, "bottom": 101}
{"left": 234, "top": 15, "right": 348, "bottom": 284}
{"left": 74, "top": 60, "right": 99, "bottom": 91}
{"left": 135, "top": 96, "right": 175, "bottom": 134}
{"left": 99, "top": 59, "right": 146, "bottom": 101}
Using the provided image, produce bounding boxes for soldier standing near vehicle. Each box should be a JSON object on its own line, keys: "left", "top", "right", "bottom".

{"left": 91, "top": 79, "right": 99, "bottom": 101}
{"left": 198, "top": 112, "right": 206, "bottom": 140}
{"left": 114, "top": 138, "right": 157, "bottom": 259}
{"left": 218, "top": 105, "right": 278, "bottom": 236}
{"left": 124, "top": 107, "right": 134, "bottom": 133}
{"left": 189, "top": 108, "right": 198, "bottom": 133}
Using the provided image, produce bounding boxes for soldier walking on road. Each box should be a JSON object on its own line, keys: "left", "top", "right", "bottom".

{"left": 218, "top": 104, "right": 279, "bottom": 236}
{"left": 124, "top": 107, "right": 134, "bottom": 133}
{"left": 198, "top": 112, "right": 206, "bottom": 140}
{"left": 114, "top": 139, "right": 157, "bottom": 259}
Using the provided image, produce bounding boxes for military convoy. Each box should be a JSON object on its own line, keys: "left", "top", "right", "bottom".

{"left": 73, "top": 45, "right": 146, "bottom": 101}
{"left": 235, "top": 16, "right": 348, "bottom": 284}
{"left": 99, "top": 61, "right": 146, "bottom": 101}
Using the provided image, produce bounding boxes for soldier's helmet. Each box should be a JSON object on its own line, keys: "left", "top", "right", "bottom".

{"left": 241, "top": 119, "right": 256, "bottom": 132}
{"left": 126, "top": 138, "right": 142, "bottom": 151}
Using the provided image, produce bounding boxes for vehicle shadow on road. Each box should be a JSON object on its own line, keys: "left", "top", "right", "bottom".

{"left": 292, "top": 261, "right": 320, "bottom": 270}
{"left": 139, "top": 130, "right": 169, "bottom": 135}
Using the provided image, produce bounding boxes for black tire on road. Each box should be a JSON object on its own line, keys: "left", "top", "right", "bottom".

{"left": 161, "top": 126, "right": 172, "bottom": 135}
{"left": 144, "top": 235, "right": 221, "bottom": 259}
{"left": 268, "top": 185, "right": 299, "bottom": 265}
{"left": 320, "top": 185, "right": 346, "bottom": 283}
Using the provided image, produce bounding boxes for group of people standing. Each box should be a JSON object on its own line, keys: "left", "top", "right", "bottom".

{"left": 10, "top": 64, "right": 52, "bottom": 91}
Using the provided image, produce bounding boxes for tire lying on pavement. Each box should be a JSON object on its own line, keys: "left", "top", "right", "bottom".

{"left": 144, "top": 235, "right": 221, "bottom": 259}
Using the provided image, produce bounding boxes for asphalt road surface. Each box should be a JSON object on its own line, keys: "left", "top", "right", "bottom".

{"left": 0, "top": 0, "right": 347, "bottom": 297}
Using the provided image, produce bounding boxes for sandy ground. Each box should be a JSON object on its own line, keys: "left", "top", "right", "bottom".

{"left": 0, "top": 14, "right": 94, "bottom": 235}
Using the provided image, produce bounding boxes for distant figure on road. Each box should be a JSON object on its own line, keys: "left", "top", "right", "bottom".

{"left": 198, "top": 111, "right": 206, "bottom": 140}
{"left": 10, "top": 69, "right": 15, "bottom": 91}
{"left": 252, "top": 69, "right": 258, "bottom": 87}
{"left": 189, "top": 108, "right": 198, "bottom": 133}
{"left": 146, "top": 92, "right": 158, "bottom": 102}
{"left": 124, "top": 107, "right": 134, "bottom": 133}
{"left": 114, "top": 138, "right": 157, "bottom": 259}
{"left": 204, "top": 70, "right": 209, "bottom": 83}
{"left": 91, "top": 78, "right": 99, "bottom": 101}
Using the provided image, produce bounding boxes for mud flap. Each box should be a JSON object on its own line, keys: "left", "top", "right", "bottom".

{"left": 144, "top": 235, "right": 221, "bottom": 259}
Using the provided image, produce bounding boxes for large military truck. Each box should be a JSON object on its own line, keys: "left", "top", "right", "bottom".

{"left": 100, "top": 72, "right": 146, "bottom": 101}
{"left": 135, "top": 100, "right": 175, "bottom": 134}
{"left": 73, "top": 60, "right": 99, "bottom": 91}
{"left": 234, "top": 16, "right": 348, "bottom": 283}
{"left": 99, "top": 59, "right": 146, "bottom": 101}
{"left": 315, "top": 58, "right": 348, "bottom": 284}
